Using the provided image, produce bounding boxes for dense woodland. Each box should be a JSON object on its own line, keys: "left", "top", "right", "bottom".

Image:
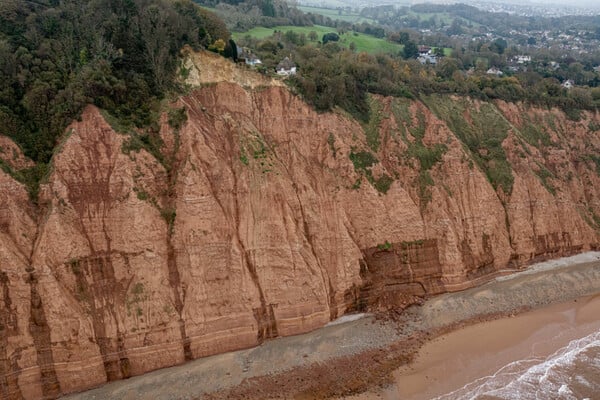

{"left": 0, "top": 0, "right": 228, "bottom": 166}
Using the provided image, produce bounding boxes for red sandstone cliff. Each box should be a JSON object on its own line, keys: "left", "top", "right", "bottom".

{"left": 1, "top": 53, "right": 600, "bottom": 398}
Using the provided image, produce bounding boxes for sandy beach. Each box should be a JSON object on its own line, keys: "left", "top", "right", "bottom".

{"left": 63, "top": 252, "right": 600, "bottom": 400}
{"left": 348, "top": 294, "right": 600, "bottom": 400}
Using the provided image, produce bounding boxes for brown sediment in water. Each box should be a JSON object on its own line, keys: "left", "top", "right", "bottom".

{"left": 349, "top": 294, "right": 600, "bottom": 400}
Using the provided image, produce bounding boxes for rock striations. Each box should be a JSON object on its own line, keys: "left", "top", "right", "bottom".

{"left": 1, "top": 51, "right": 600, "bottom": 398}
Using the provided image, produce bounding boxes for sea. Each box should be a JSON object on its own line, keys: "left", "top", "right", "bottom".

{"left": 434, "top": 329, "right": 600, "bottom": 400}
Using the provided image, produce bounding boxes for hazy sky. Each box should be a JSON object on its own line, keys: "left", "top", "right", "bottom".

{"left": 498, "top": 0, "right": 599, "bottom": 7}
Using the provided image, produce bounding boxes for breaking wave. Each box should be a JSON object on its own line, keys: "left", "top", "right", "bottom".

{"left": 435, "top": 330, "right": 600, "bottom": 400}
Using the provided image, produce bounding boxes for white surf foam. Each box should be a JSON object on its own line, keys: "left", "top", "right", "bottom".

{"left": 325, "top": 313, "right": 369, "bottom": 327}
{"left": 434, "top": 330, "right": 600, "bottom": 400}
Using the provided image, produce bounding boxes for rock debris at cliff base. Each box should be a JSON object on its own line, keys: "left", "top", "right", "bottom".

{"left": 62, "top": 254, "right": 600, "bottom": 400}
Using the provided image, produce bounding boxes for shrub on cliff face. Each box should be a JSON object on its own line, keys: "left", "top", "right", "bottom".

{"left": 377, "top": 241, "right": 393, "bottom": 250}
{"left": 422, "top": 95, "right": 514, "bottom": 195}
{"left": 167, "top": 107, "right": 188, "bottom": 130}
{"left": 349, "top": 150, "right": 394, "bottom": 194}
{"left": 373, "top": 174, "right": 394, "bottom": 194}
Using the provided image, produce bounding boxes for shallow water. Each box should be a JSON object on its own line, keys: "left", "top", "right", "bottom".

{"left": 346, "top": 295, "right": 600, "bottom": 400}
{"left": 435, "top": 329, "right": 600, "bottom": 400}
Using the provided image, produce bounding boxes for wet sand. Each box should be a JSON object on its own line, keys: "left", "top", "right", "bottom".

{"left": 348, "top": 294, "right": 600, "bottom": 400}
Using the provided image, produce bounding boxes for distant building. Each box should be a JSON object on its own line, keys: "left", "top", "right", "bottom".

{"left": 237, "top": 47, "right": 262, "bottom": 67}
{"left": 486, "top": 67, "right": 503, "bottom": 77}
{"left": 513, "top": 55, "right": 531, "bottom": 64}
{"left": 245, "top": 55, "right": 262, "bottom": 67}
{"left": 418, "top": 45, "right": 431, "bottom": 55}
{"left": 418, "top": 54, "right": 438, "bottom": 65}
{"left": 562, "top": 80, "right": 574, "bottom": 89}
{"left": 276, "top": 57, "right": 297, "bottom": 76}
{"left": 549, "top": 61, "right": 560, "bottom": 70}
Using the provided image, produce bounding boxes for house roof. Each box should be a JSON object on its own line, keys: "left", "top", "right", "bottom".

{"left": 562, "top": 80, "right": 574, "bottom": 87}
{"left": 277, "top": 57, "right": 296, "bottom": 70}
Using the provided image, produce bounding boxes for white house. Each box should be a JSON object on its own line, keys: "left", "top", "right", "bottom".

{"left": 245, "top": 55, "right": 262, "bottom": 67}
{"left": 418, "top": 45, "right": 431, "bottom": 55}
{"left": 486, "top": 67, "right": 503, "bottom": 77}
{"left": 562, "top": 80, "right": 574, "bottom": 89}
{"left": 237, "top": 47, "right": 262, "bottom": 67}
{"left": 276, "top": 57, "right": 296, "bottom": 76}
{"left": 514, "top": 55, "right": 531, "bottom": 64}
{"left": 418, "top": 54, "right": 437, "bottom": 65}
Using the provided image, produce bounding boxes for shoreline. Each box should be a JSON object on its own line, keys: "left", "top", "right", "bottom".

{"left": 348, "top": 294, "right": 600, "bottom": 400}
{"left": 63, "top": 252, "right": 600, "bottom": 400}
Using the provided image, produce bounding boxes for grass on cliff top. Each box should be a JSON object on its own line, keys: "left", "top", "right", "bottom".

{"left": 233, "top": 25, "right": 403, "bottom": 54}
{"left": 421, "top": 94, "right": 514, "bottom": 195}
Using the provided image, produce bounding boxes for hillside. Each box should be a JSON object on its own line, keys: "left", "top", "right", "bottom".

{"left": 1, "top": 50, "right": 600, "bottom": 398}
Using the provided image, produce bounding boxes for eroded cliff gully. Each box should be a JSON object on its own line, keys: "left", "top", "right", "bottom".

{"left": 1, "top": 55, "right": 600, "bottom": 398}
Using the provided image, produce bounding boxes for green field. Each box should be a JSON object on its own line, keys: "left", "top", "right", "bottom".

{"left": 404, "top": 11, "right": 455, "bottom": 25}
{"left": 397, "top": 10, "right": 482, "bottom": 29}
{"left": 233, "top": 25, "right": 403, "bottom": 55}
{"left": 298, "top": 6, "right": 375, "bottom": 24}
{"left": 299, "top": 0, "right": 413, "bottom": 7}
{"left": 232, "top": 25, "right": 331, "bottom": 40}
{"left": 295, "top": 0, "right": 351, "bottom": 8}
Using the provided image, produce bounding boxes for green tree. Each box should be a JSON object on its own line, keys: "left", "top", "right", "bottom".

{"left": 490, "top": 38, "right": 507, "bottom": 54}
{"left": 403, "top": 40, "right": 418, "bottom": 59}
{"left": 260, "top": 0, "right": 275, "bottom": 17}
{"left": 436, "top": 58, "right": 459, "bottom": 79}
{"left": 322, "top": 32, "right": 340, "bottom": 44}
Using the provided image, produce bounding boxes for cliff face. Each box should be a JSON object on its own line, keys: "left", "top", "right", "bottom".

{"left": 1, "top": 56, "right": 600, "bottom": 397}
